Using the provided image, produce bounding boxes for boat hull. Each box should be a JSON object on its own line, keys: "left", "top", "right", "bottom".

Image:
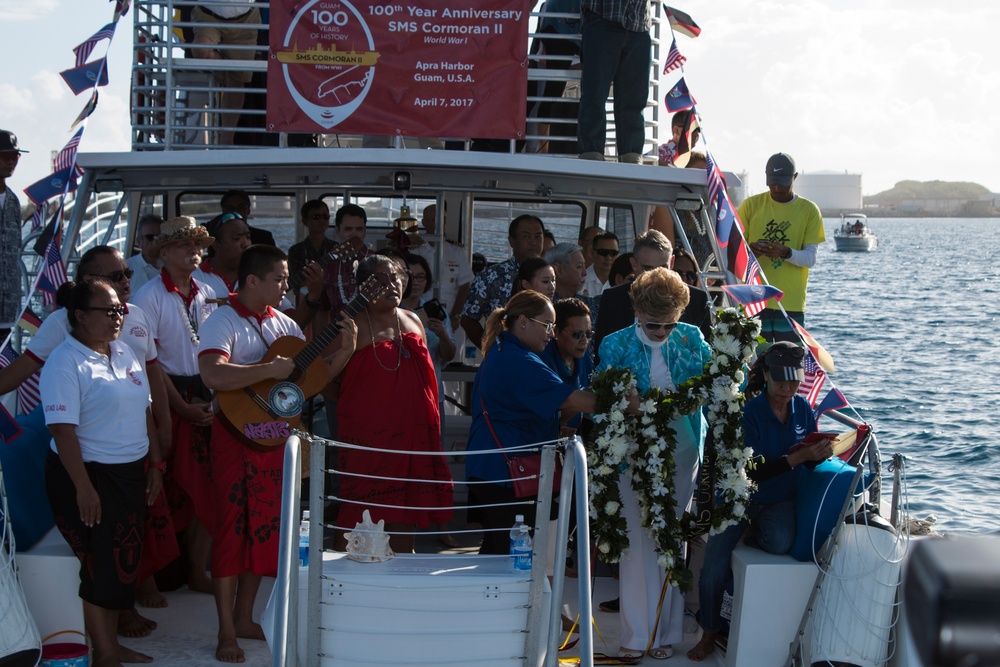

{"left": 835, "top": 234, "right": 878, "bottom": 252}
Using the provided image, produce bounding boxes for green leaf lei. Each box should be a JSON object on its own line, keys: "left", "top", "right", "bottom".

{"left": 587, "top": 308, "right": 761, "bottom": 592}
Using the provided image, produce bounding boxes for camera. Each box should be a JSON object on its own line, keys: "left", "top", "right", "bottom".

{"left": 422, "top": 298, "right": 447, "bottom": 322}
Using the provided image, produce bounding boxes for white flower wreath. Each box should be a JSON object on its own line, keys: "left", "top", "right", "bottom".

{"left": 587, "top": 308, "right": 761, "bottom": 591}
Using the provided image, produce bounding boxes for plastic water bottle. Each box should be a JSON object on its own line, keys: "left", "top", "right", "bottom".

{"left": 299, "top": 510, "right": 310, "bottom": 567}
{"left": 512, "top": 525, "right": 532, "bottom": 571}
{"left": 509, "top": 514, "right": 527, "bottom": 554}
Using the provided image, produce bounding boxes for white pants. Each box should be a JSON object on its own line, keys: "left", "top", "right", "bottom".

{"left": 618, "top": 435, "right": 699, "bottom": 650}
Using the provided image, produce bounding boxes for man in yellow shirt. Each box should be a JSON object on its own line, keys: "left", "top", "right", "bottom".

{"left": 738, "top": 153, "right": 825, "bottom": 343}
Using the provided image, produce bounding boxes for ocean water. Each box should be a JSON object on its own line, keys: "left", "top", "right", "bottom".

{"left": 806, "top": 218, "right": 1000, "bottom": 535}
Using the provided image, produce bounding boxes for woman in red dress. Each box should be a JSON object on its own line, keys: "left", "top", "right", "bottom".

{"left": 335, "top": 254, "right": 453, "bottom": 553}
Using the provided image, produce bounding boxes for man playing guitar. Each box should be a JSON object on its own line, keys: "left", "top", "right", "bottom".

{"left": 198, "top": 245, "right": 357, "bottom": 663}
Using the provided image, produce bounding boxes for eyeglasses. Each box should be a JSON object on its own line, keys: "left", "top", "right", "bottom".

{"left": 79, "top": 305, "right": 126, "bottom": 318}
{"left": 594, "top": 248, "right": 618, "bottom": 258}
{"left": 141, "top": 234, "right": 157, "bottom": 242}
{"left": 87, "top": 268, "right": 134, "bottom": 283}
{"left": 677, "top": 271, "right": 699, "bottom": 283}
{"left": 643, "top": 320, "right": 679, "bottom": 334}
{"left": 410, "top": 272, "right": 427, "bottom": 281}
{"left": 528, "top": 317, "right": 556, "bottom": 334}
{"left": 569, "top": 330, "right": 594, "bottom": 341}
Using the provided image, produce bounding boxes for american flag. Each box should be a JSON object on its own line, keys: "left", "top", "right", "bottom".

{"left": 0, "top": 342, "right": 41, "bottom": 418}
{"left": 29, "top": 205, "right": 44, "bottom": 232}
{"left": 743, "top": 249, "right": 763, "bottom": 286}
{"left": 37, "top": 229, "right": 68, "bottom": 307}
{"left": 54, "top": 128, "right": 85, "bottom": 177}
{"left": 663, "top": 35, "right": 687, "bottom": 74}
{"left": 798, "top": 351, "right": 827, "bottom": 407}
{"left": 73, "top": 23, "right": 117, "bottom": 67}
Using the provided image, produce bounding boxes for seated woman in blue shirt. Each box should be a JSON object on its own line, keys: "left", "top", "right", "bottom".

{"left": 467, "top": 290, "right": 637, "bottom": 555}
{"left": 688, "top": 342, "right": 834, "bottom": 662}
{"left": 539, "top": 297, "right": 594, "bottom": 433}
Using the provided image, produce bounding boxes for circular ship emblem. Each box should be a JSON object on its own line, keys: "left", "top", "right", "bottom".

{"left": 269, "top": 382, "right": 305, "bottom": 419}
{"left": 278, "top": 0, "right": 378, "bottom": 129}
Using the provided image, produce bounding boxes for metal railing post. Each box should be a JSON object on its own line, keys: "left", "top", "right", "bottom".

{"left": 272, "top": 435, "right": 302, "bottom": 667}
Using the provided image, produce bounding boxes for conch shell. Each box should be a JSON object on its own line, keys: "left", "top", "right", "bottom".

{"left": 345, "top": 510, "right": 395, "bottom": 562}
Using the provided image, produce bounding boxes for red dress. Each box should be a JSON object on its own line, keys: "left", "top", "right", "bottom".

{"left": 336, "top": 332, "right": 453, "bottom": 529}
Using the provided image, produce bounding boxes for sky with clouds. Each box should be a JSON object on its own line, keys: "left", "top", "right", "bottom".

{"left": 2, "top": 0, "right": 998, "bottom": 198}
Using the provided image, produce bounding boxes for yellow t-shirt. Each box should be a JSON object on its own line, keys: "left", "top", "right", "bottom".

{"left": 737, "top": 193, "right": 825, "bottom": 312}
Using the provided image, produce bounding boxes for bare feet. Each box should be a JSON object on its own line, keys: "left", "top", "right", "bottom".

{"left": 117, "top": 645, "right": 154, "bottom": 663}
{"left": 687, "top": 632, "right": 719, "bottom": 661}
{"left": 117, "top": 608, "right": 157, "bottom": 638}
{"left": 189, "top": 572, "right": 214, "bottom": 594}
{"left": 234, "top": 620, "right": 265, "bottom": 641}
{"left": 136, "top": 578, "right": 168, "bottom": 608}
{"left": 216, "top": 636, "right": 245, "bottom": 663}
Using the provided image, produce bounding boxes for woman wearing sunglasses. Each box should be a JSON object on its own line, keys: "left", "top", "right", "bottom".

{"left": 596, "top": 267, "right": 712, "bottom": 660}
{"left": 40, "top": 278, "right": 164, "bottom": 666}
{"left": 539, "top": 297, "right": 593, "bottom": 433}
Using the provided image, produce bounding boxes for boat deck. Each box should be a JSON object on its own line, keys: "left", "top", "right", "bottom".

{"left": 119, "top": 531, "right": 729, "bottom": 667}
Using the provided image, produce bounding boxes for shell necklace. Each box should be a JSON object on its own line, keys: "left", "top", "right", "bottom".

{"left": 366, "top": 309, "right": 407, "bottom": 372}
{"left": 175, "top": 293, "right": 200, "bottom": 346}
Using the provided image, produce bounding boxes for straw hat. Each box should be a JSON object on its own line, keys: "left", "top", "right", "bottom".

{"left": 150, "top": 216, "right": 214, "bottom": 254}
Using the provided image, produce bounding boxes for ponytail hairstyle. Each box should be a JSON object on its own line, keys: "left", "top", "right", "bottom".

{"left": 481, "top": 289, "right": 552, "bottom": 357}
{"left": 56, "top": 278, "right": 115, "bottom": 329}
{"left": 744, "top": 354, "right": 767, "bottom": 400}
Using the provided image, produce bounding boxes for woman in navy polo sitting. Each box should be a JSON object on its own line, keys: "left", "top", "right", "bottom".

{"left": 688, "top": 341, "right": 833, "bottom": 661}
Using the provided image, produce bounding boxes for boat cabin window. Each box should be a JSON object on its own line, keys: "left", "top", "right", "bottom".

{"left": 176, "top": 191, "right": 299, "bottom": 249}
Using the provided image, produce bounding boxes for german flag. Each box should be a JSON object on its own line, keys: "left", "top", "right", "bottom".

{"left": 17, "top": 308, "right": 42, "bottom": 335}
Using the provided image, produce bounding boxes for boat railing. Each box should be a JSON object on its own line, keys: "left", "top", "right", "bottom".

{"left": 131, "top": 0, "right": 664, "bottom": 157}
{"left": 271, "top": 431, "right": 593, "bottom": 667}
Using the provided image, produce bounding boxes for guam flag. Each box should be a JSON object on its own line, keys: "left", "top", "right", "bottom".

{"left": 721, "top": 284, "right": 783, "bottom": 317}
{"left": 59, "top": 58, "right": 110, "bottom": 96}
{"left": 664, "top": 77, "right": 695, "bottom": 112}
{"left": 23, "top": 167, "right": 79, "bottom": 206}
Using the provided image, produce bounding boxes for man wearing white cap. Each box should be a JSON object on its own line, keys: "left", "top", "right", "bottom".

{"left": 738, "top": 152, "right": 825, "bottom": 343}
{"left": 0, "top": 130, "right": 27, "bottom": 339}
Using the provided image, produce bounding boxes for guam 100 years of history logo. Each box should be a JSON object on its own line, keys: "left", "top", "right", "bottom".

{"left": 268, "top": 0, "right": 529, "bottom": 138}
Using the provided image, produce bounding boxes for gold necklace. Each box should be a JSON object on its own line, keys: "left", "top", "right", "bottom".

{"left": 366, "top": 309, "right": 402, "bottom": 372}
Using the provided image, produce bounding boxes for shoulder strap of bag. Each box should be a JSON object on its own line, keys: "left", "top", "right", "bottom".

{"left": 477, "top": 363, "right": 514, "bottom": 465}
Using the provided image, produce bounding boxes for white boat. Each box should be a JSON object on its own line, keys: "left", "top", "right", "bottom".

{"left": 835, "top": 213, "right": 878, "bottom": 252}
{"left": 11, "top": 3, "right": 996, "bottom": 667}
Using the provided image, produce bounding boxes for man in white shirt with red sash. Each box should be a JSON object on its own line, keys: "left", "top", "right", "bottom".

{"left": 199, "top": 245, "right": 356, "bottom": 663}
{"left": 133, "top": 216, "right": 218, "bottom": 595}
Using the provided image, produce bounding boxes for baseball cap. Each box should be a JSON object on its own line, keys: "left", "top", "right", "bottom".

{"left": 764, "top": 341, "right": 806, "bottom": 381}
{"left": 765, "top": 153, "right": 795, "bottom": 186}
{"left": 0, "top": 130, "right": 28, "bottom": 154}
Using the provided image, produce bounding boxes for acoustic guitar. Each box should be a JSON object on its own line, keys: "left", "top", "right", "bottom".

{"left": 286, "top": 236, "right": 364, "bottom": 294}
{"left": 216, "top": 273, "right": 390, "bottom": 448}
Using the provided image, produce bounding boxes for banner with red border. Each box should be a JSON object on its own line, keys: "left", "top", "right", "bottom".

{"left": 267, "top": 0, "right": 530, "bottom": 138}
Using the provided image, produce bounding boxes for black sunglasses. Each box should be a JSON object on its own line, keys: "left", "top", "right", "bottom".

{"left": 88, "top": 268, "right": 134, "bottom": 283}
{"left": 80, "top": 305, "right": 126, "bottom": 318}
{"left": 643, "top": 321, "right": 679, "bottom": 333}
{"left": 569, "top": 330, "right": 594, "bottom": 341}
{"left": 677, "top": 271, "right": 698, "bottom": 283}
{"left": 594, "top": 248, "right": 618, "bottom": 258}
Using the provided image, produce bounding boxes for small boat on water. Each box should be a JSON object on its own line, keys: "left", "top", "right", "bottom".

{"left": 835, "top": 213, "right": 878, "bottom": 252}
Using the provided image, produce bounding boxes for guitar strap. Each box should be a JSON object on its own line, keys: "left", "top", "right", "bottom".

{"left": 224, "top": 302, "right": 272, "bottom": 352}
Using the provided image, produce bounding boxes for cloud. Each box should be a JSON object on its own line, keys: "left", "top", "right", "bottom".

{"left": 0, "top": 0, "right": 58, "bottom": 21}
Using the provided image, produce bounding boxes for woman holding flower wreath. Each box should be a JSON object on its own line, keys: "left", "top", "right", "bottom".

{"left": 467, "top": 290, "right": 639, "bottom": 557}
{"left": 596, "top": 267, "right": 712, "bottom": 660}
{"left": 687, "top": 342, "right": 833, "bottom": 661}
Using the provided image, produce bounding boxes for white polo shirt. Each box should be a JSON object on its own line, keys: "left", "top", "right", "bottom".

{"left": 412, "top": 241, "right": 474, "bottom": 312}
{"left": 198, "top": 295, "right": 304, "bottom": 366}
{"left": 581, "top": 264, "right": 608, "bottom": 298}
{"left": 26, "top": 303, "right": 157, "bottom": 367}
{"left": 133, "top": 270, "right": 217, "bottom": 377}
{"left": 41, "top": 337, "right": 151, "bottom": 464}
